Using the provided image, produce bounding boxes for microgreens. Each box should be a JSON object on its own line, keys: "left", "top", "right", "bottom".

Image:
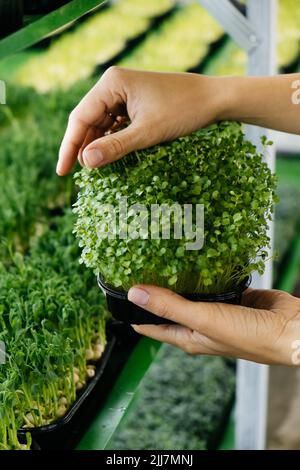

{"left": 74, "top": 122, "right": 278, "bottom": 294}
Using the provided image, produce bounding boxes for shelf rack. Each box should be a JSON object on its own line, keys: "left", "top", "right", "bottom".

{"left": 0, "top": 0, "right": 278, "bottom": 451}
{"left": 0, "top": 0, "right": 107, "bottom": 60}
{"left": 198, "top": 0, "right": 276, "bottom": 450}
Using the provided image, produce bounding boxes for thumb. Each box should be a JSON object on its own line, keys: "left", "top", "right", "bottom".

{"left": 82, "top": 124, "right": 143, "bottom": 168}
{"left": 128, "top": 285, "right": 206, "bottom": 330}
{"left": 128, "top": 284, "right": 253, "bottom": 341}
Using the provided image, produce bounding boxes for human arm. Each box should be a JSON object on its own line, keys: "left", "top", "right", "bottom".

{"left": 56, "top": 68, "right": 300, "bottom": 175}
{"left": 56, "top": 68, "right": 300, "bottom": 366}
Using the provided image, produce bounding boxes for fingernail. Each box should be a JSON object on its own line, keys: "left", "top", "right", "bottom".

{"left": 84, "top": 149, "right": 104, "bottom": 167}
{"left": 56, "top": 160, "right": 62, "bottom": 175}
{"left": 128, "top": 287, "right": 149, "bottom": 306}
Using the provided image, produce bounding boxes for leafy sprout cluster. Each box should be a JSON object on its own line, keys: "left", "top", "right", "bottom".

{"left": 0, "top": 79, "right": 94, "bottom": 254}
{"left": 0, "top": 80, "right": 111, "bottom": 450}
{"left": 0, "top": 211, "right": 109, "bottom": 450}
{"left": 74, "top": 122, "right": 278, "bottom": 294}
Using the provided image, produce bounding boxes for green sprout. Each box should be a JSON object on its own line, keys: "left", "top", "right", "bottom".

{"left": 74, "top": 122, "right": 278, "bottom": 294}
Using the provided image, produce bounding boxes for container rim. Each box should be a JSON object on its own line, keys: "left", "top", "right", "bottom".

{"left": 97, "top": 275, "right": 252, "bottom": 302}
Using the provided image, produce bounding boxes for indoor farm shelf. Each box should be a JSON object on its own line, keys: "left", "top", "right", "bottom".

{"left": 13, "top": 0, "right": 175, "bottom": 91}
{"left": 119, "top": 2, "right": 223, "bottom": 72}
{"left": 2, "top": 0, "right": 299, "bottom": 90}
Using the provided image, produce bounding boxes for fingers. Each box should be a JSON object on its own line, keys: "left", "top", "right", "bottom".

{"left": 131, "top": 323, "right": 220, "bottom": 356}
{"left": 78, "top": 126, "right": 104, "bottom": 167}
{"left": 127, "top": 284, "right": 263, "bottom": 344}
{"left": 57, "top": 68, "right": 125, "bottom": 176}
{"left": 128, "top": 285, "right": 292, "bottom": 364}
{"left": 57, "top": 90, "right": 105, "bottom": 175}
{"left": 133, "top": 323, "right": 188, "bottom": 348}
{"left": 77, "top": 115, "right": 129, "bottom": 167}
{"left": 82, "top": 123, "right": 144, "bottom": 168}
{"left": 128, "top": 285, "right": 203, "bottom": 331}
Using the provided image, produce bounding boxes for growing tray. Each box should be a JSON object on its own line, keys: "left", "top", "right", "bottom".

{"left": 17, "top": 323, "right": 139, "bottom": 449}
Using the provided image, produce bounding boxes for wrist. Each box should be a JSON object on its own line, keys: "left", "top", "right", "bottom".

{"left": 213, "top": 76, "right": 242, "bottom": 122}
{"left": 192, "top": 74, "right": 241, "bottom": 124}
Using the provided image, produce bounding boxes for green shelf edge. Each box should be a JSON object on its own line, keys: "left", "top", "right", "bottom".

{"left": 218, "top": 411, "right": 235, "bottom": 450}
{"left": 77, "top": 337, "right": 161, "bottom": 450}
{"left": 0, "top": 0, "right": 106, "bottom": 61}
{"left": 275, "top": 233, "right": 300, "bottom": 293}
{"left": 275, "top": 156, "right": 300, "bottom": 293}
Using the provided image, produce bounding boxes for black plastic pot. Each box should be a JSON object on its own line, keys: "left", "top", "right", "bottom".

{"left": 0, "top": 0, "right": 23, "bottom": 39}
{"left": 98, "top": 276, "right": 251, "bottom": 325}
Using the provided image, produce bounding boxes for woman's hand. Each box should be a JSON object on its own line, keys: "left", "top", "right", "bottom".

{"left": 128, "top": 285, "right": 300, "bottom": 366}
{"left": 57, "top": 68, "right": 300, "bottom": 175}
{"left": 56, "top": 67, "right": 226, "bottom": 175}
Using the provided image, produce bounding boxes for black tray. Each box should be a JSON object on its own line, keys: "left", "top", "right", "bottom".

{"left": 16, "top": 323, "right": 139, "bottom": 449}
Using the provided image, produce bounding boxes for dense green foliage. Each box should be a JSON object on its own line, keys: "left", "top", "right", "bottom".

{"left": 0, "top": 79, "right": 94, "bottom": 251}
{"left": 0, "top": 210, "right": 109, "bottom": 449}
{"left": 74, "top": 122, "right": 277, "bottom": 294}
{"left": 273, "top": 156, "right": 300, "bottom": 281}
{"left": 110, "top": 346, "right": 235, "bottom": 450}
{"left": 0, "top": 80, "right": 109, "bottom": 450}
